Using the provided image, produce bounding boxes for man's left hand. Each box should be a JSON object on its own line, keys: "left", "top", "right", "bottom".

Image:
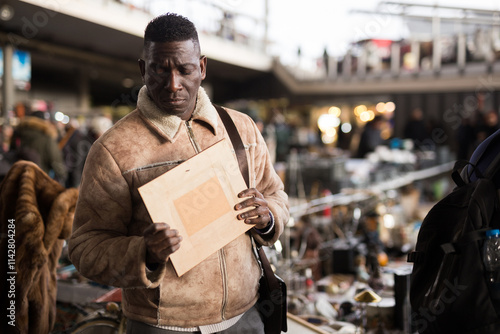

{"left": 234, "top": 188, "right": 271, "bottom": 230}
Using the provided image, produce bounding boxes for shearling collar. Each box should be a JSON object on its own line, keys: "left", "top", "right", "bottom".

{"left": 137, "top": 85, "right": 218, "bottom": 141}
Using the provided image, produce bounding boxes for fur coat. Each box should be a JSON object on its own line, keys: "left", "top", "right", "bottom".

{"left": 0, "top": 161, "right": 78, "bottom": 334}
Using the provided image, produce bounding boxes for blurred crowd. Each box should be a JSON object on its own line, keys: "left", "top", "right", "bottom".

{"left": 457, "top": 108, "right": 500, "bottom": 161}
{"left": 0, "top": 100, "right": 113, "bottom": 188}
{"left": 356, "top": 105, "right": 500, "bottom": 162}
{"left": 1, "top": 98, "right": 498, "bottom": 190}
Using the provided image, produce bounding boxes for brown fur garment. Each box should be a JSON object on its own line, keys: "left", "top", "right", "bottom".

{"left": 0, "top": 161, "right": 78, "bottom": 334}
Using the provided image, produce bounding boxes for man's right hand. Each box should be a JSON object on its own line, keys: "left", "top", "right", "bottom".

{"left": 143, "top": 223, "right": 183, "bottom": 265}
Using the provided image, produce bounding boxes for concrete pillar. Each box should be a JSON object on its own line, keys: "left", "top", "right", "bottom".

{"left": 411, "top": 40, "right": 420, "bottom": 71}
{"left": 432, "top": 15, "right": 441, "bottom": 73}
{"left": 343, "top": 51, "right": 352, "bottom": 78}
{"left": 78, "top": 68, "right": 91, "bottom": 113}
{"left": 372, "top": 49, "right": 382, "bottom": 75}
{"left": 357, "top": 48, "right": 367, "bottom": 77}
{"left": 486, "top": 29, "right": 496, "bottom": 72}
{"left": 457, "top": 33, "right": 466, "bottom": 72}
{"left": 2, "top": 44, "right": 15, "bottom": 123}
{"left": 328, "top": 56, "right": 337, "bottom": 80}
{"left": 391, "top": 42, "right": 400, "bottom": 76}
{"left": 264, "top": 0, "right": 269, "bottom": 53}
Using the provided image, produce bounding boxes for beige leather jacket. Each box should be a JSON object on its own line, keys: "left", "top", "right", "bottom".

{"left": 68, "top": 86, "right": 289, "bottom": 327}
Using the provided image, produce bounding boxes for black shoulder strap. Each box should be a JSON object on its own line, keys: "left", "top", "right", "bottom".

{"left": 462, "top": 132, "right": 500, "bottom": 183}
{"left": 484, "top": 152, "right": 500, "bottom": 179}
{"left": 451, "top": 160, "right": 469, "bottom": 187}
{"left": 214, "top": 105, "right": 266, "bottom": 250}
{"left": 213, "top": 104, "right": 249, "bottom": 188}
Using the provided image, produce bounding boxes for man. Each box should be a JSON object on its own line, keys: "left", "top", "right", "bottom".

{"left": 68, "top": 13, "right": 289, "bottom": 334}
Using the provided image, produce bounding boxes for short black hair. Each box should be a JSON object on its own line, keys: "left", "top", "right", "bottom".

{"left": 144, "top": 13, "right": 199, "bottom": 49}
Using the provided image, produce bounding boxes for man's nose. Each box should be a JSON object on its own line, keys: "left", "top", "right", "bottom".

{"left": 165, "top": 72, "right": 182, "bottom": 92}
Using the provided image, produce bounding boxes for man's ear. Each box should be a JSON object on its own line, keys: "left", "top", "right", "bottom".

{"left": 138, "top": 58, "right": 146, "bottom": 77}
{"left": 199, "top": 56, "right": 207, "bottom": 80}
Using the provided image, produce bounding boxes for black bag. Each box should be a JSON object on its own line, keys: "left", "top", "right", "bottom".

{"left": 214, "top": 104, "right": 288, "bottom": 333}
{"left": 255, "top": 243, "right": 288, "bottom": 334}
{"left": 408, "top": 156, "right": 500, "bottom": 334}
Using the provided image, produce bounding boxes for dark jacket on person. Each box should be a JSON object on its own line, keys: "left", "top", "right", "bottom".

{"left": 11, "top": 116, "right": 67, "bottom": 183}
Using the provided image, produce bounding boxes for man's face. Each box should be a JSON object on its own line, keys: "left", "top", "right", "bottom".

{"left": 139, "top": 40, "right": 207, "bottom": 120}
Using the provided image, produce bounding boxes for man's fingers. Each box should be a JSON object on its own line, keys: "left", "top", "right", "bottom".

{"left": 146, "top": 229, "right": 182, "bottom": 247}
{"left": 237, "top": 207, "right": 271, "bottom": 229}
{"left": 143, "top": 222, "right": 170, "bottom": 236}
{"left": 144, "top": 223, "right": 183, "bottom": 261}
{"left": 145, "top": 231, "right": 183, "bottom": 264}
{"left": 234, "top": 196, "right": 267, "bottom": 211}
{"left": 238, "top": 188, "right": 264, "bottom": 199}
{"left": 237, "top": 204, "right": 269, "bottom": 220}
{"left": 162, "top": 242, "right": 181, "bottom": 256}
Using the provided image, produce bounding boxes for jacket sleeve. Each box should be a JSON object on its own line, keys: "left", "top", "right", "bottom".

{"left": 68, "top": 142, "right": 166, "bottom": 288}
{"left": 247, "top": 119, "right": 289, "bottom": 246}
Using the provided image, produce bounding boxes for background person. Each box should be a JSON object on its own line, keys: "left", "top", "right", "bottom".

{"left": 403, "top": 107, "right": 430, "bottom": 150}
{"left": 356, "top": 115, "right": 385, "bottom": 158}
{"left": 10, "top": 105, "right": 67, "bottom": 184}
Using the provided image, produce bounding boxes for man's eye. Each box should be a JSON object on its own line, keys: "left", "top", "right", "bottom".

{"left": 151, "top": 65, "right": 166, "bottom": 74}
{"left": 180, "top": 66, "right": 196, "bottom": 75}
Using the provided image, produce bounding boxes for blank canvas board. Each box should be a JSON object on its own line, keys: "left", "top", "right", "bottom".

{"left": 138, "top": 139, "right": 251, "bottom": 277}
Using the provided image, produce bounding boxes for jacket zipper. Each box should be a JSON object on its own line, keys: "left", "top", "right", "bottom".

{"left": 185, "top": 120, "right": 201, "bottom": 153}
{"left": 184, "top": 119, "right": 229, "bottom": 320}
{"left": 220, "top": 248, "right": 228, "bottom": 320}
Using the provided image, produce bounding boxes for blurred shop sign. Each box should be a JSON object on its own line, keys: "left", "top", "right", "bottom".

{"left": 0, "top": 49, "right": 31, "bottom": 91}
